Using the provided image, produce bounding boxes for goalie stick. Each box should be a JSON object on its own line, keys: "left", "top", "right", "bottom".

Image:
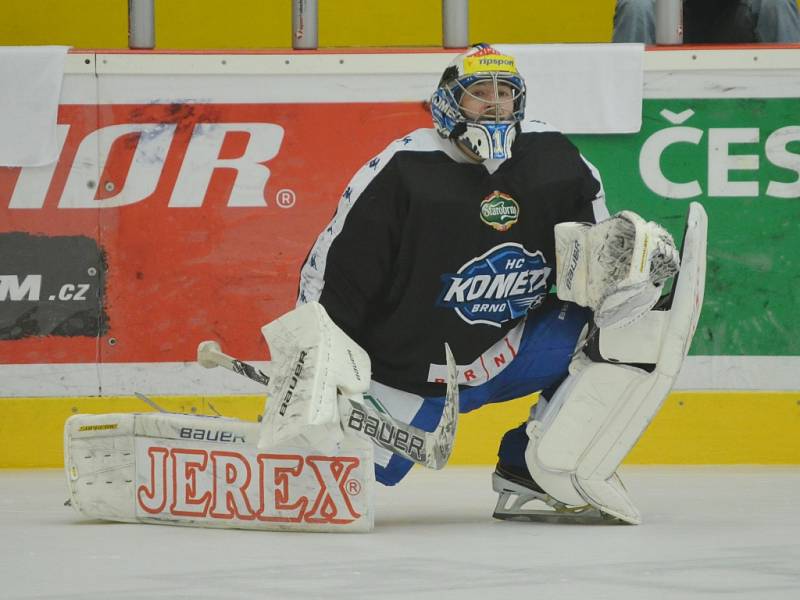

{"left": 196, "top": 340, "right": 459, "bottom": 470}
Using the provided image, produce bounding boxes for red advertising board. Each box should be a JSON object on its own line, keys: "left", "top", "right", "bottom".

{"left": 0, "top": 102, "right": 430, "bottom": 365}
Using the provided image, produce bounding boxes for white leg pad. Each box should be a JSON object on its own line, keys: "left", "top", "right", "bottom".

{"left": 525, "top": 202, "right": 707, "bottom": 525}
{"left": 526, "top": 360, "right": 649, "bottom": 523}
{"left": 65, "top": 412, "right": 375, "bottom": 533}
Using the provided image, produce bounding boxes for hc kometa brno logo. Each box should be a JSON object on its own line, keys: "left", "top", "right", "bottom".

{"left": 437, "top": 242, "right": 551, "bottom": 327}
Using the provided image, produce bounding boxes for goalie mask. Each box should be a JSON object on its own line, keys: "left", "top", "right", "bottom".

{"left": 430, "top": 44, "right": 526, "bottom": 161}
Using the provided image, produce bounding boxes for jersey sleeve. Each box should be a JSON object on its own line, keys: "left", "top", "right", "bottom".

{"left": 578, "top": 153, "right": 609, "bottom": 224}
{"left": 521, "top": 121, "right": 608, "bottom": 224}
{"left": 556, "top": 136, "right": 608, "bottom": 225}
{"left": 297, "top": 155, "right": 406, "bottom": 341}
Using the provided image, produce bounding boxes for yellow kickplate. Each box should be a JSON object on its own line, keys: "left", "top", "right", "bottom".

{"left": 0, "top": 391, "right": 798, "bottom": 468}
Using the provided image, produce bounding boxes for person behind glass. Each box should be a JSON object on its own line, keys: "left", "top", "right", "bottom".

{"left": 613, "top": 0, "right": 800, "bottom": 43}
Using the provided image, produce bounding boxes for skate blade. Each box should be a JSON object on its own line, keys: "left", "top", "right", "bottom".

{"left": 492, "top": 474, "right": 621, "bottom": 525}
{"left": 492, "top": 504, "right": 616, "bottom": 525}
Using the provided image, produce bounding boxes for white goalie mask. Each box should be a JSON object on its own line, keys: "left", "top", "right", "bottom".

{"left": 430, "top": 44, "right": 526, "bottom": 161}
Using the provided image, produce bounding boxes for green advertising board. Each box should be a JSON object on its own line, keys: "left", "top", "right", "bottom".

{"left": 572, "top": 98, "right": 800, "bottom": 358}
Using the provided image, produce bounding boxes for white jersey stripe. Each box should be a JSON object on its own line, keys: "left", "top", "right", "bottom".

{"left": 581, "top": 154, "right": 610, "bottom": 222}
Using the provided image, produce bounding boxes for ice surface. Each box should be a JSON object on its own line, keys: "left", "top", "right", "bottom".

{"left": 1, "top": 466, "right": 799, "bottom": 599}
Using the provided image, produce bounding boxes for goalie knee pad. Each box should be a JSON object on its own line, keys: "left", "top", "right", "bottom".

{"left": 525, "top": 202, "right": 707, "bottom": 524}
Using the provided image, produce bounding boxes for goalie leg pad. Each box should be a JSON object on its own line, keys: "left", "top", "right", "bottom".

{"left": 525, "top": 360, "right": 651, "bottom": 524}
{"left": 65, "top": 412, "right": 375, "bottom": 533}
{"left": 526, "top": 202, "right": 707, "bottom": 525}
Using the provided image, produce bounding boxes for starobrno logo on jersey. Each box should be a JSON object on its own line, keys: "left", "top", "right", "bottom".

{"left": 480, "top": 191, "right": 519, "bottom": 232}
{"left": 437, "top": 242, "right": 551, "bottom": 327}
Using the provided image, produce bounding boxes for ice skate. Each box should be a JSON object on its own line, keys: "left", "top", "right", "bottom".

{"left": 492, "top": 464, "right": 617, "bottom": 524}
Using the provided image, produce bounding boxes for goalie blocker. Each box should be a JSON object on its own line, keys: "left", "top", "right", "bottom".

{"left": 64, "top": 412, "right": 376, "bottom": 533}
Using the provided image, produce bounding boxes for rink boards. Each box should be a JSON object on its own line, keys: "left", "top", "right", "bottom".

{"left": 1, "top": 390, "right": 798, "bottom": 468}
{"left": 1, "top": 47, "right": 799, "bottom": 467}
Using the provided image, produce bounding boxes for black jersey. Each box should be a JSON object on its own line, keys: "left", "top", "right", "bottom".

{"left": 298, "top": 123, "right": 607, "bottom": 397}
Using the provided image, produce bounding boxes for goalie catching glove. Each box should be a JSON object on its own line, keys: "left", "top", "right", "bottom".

{"left": 555, "top": 211, "right": 680, "bottom": 328}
